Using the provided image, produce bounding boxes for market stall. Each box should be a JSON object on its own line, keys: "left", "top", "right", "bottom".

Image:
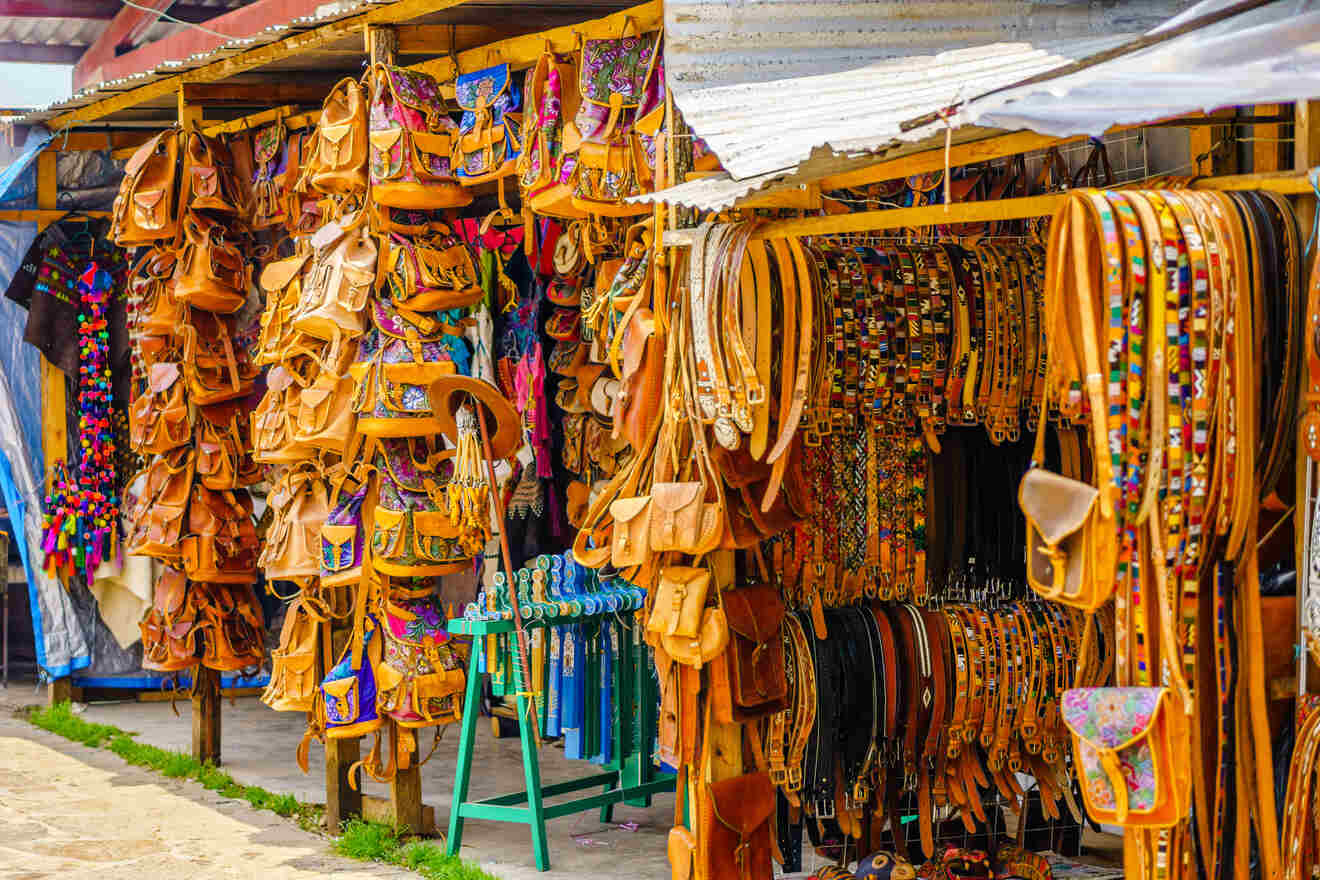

{"left": 8, "top": 0, "right": 1320, "bottom": 877}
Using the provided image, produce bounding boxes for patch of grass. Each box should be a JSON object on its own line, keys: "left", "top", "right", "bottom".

{"left": 30, "top": 702, "right": 500, "bottom": 878}
{"left": 335, "top": 819, "right": 501, "bottom": 880}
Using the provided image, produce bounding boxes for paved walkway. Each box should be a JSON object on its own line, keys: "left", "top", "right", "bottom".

{"left": 0, "top": 713, "right": 416, "bottom": 880}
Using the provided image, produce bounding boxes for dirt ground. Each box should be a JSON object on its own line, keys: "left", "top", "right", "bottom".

{"left": 0, "top": 712, "right": 416, "bottom": 880}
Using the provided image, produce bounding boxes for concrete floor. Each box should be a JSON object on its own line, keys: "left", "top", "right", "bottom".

{"left": 77, "top": 695, "right": 678, "bottom": 880}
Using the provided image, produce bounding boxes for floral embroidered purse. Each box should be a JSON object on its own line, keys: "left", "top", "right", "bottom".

{"left": 453, "top": 63, "right": 524, "bottom": 186}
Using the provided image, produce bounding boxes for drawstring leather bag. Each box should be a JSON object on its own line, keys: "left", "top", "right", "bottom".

{"left": 182, "top": 485, "right": 259, "bottom": 584}
{"left": 310, "top": 76, "right": 369, "bottom": 195}
{"left": 125, "top": 448, "right": 194, "bottom": 565}
{"left": 172, "top": 210, "right": 248, "bottom": 314}
{"left": 195, "top": 399, "right": 259, "bottom": 490}
{"left": 518, "top": 47, "right": 586, "bottom": 219}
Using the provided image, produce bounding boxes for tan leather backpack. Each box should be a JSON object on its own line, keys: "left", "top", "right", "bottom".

{"left": 256, "top": 249, "right": 313, "bottom": 365}
{"left": 262, "top": 596, "right": 327, "bottom": 712}
{"left": 129, "top": 362, "right": 190, "bottom": 454}
{"left": 311, "top": 77, "right": 369, "bottom": 195}
{"left": 112, "top": 128, "right": 180, "bottom": 246}
{"left": 180, "top": 309, "right": 258, "bottom": 406}
{"left": 195, "top": 400, "right": 259, "bottom": 490}
{"left": 253, "top": 360, "right": 318, "bottom": 464}
{"left": 194, "top": 582, "right": 264, "bottom": 671}
{"left": 182, "top": 485, "right": 259, "bottom": 584}
{"left": 292, "top": 214, "right": 376, "bottom": 341}
{"left": 140, "top": 567, "right": 198, "bottom": 672}
{"left": 131, "top": 248, "right": 183, "bottom": 339}
{"left": 125, "top": 448, "right": 195, "bottom": 565}
{"left": 173, "top": 211, "right": 248, "bottom": 313}
{"left": 260, "top": 462, "right": 330, "bottom": 581}
{"left": 182, "top": 127, "right": 243, "bottom": 215}
{"left": 294, "top": 337, "right": 358, "bottom": 454}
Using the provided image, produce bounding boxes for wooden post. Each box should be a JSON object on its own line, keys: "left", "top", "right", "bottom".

{"left": 176, "top": 85, "right": 202, "bottom": 130}
{"left": 191, "top": 666, "right": 221, "bottom": 764}
{"left": 390, "top": 727, "right": 425, "bottom": 834}
{"left": 1297, "top": 100, "right": 1320, "bottom": 699}
{"left": 1188, "top": 108, "right": 1238, "bottom": 176}
{"left": 1252, "top": 104, "right": 1286, "bottom": 173}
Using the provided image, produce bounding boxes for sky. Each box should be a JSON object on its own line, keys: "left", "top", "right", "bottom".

{"left": 0, "top": 63, "right": 73, "bottom": 110}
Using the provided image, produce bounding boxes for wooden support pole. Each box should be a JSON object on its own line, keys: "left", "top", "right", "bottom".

{"left": 390, "top": 729, "right": 425, "bottom": 834}
{"left": 1188, "top": 108, "right": 1238, "bottom": 176}
{"left": 177, "top": 85, "right": 202, "bottom": 131}
{"left": 191, "top": 666, "right": 221, "bottom": 764}
{"left": 1252, "top": 104, "right": 1286, "bottom": 173}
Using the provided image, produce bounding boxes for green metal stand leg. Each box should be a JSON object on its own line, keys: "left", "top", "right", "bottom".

{"left": 446, "top": 647, "right": 485, "bottom": 857}
{"left": 517, "top": 692, "right": 551, "bottom": 872}
{"left": 599, "top": 778, "right": 616, "bottom": 823}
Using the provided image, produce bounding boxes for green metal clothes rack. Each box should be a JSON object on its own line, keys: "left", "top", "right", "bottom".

{"left": 444, "top": 616, "right": 675, "bottom": 872}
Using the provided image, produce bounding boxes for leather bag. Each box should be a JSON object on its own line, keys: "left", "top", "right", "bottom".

{"left": 180, "top": 309, "right": 258, "bottom": 405}
{"left": 255, "top": 249, "right": 312, "bottom": 365}
{"left": 608, "top": 494, "right": 650, "bottom": 568}
{"left": 259, "top": 463, "right": 330, "bottom": 582}
{"left": 112, "top": 128, "right": 180, "bottom": 246}
{"left": 649, "top": 481, "right": 721, "bottom": 554}
{"left": 195, "top": 399, "right": 259, "bottom": 489}
{"left": 130, "top": 247, "right": 183, "bottom": 339}
{"left": 292, "top": 213, "right": 376, "bottom": 341}
{"left": 182, "top": 485, "right": 258, "bottom": 583}
{"left": 262, "top": 595, "right": 326, "bottom": 712}
{"left": 172, "top": 211, "right": 247, "bottom": 313}
{"left": 518, "top": 48, "right": 586, "bottom": 218}
{"left": 379, "top": 228, "right": 482, "bottom": 312}
{"left": 322, "top": 463, "right": 371, "bottom": 587}
{"left": 125, "top": 448, "right": 194, "bottom": 565}
{"left": 375, "top": 596, "right": 467, "bottom": 728}
{"left": 129, "top": 362, "right": 190, "bottom": 454}
{"left": 371, "top": 438, "right": 470, "bottom": 577}
{"left": 140, "top": 567, "right": 198, "bottom": 672}
{"left": 453, "top": 63, "right": 523, "bottom": 185}
{"left": 1019, "top": 468, "right": 1114, "bottom": 611}
{"left": 721, "top": 584, "right": 788, "bottom": 720}
{"left": 253, "top": 361, "right": 317, "bottom": 464}
{"left": 350, "top": 299, "right": 458, "bottom": 437}
{"left": 293, "top": 337, "right": 358, "bottom": 454}
{"left": 195, "top": 582, "right": 264, "bottom": 671}
{"left": 367, "top": 64, "right": 469, "bottom": 209}
{"left": 311, "top": 76, "right": 369, "bottom": 195}
{"left": 182, "top": 127, "right": 243, "bottom": 215}
{"left": 699, "top": 770, "right": 775, "bottom": 880}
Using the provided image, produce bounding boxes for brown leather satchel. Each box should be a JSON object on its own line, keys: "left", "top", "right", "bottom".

{"left": 131, "top": 247, "right": 183, "bottom": 338}
{"left": 173, "top": 211, "right": 248, "bottom": 313}
{"left": 129, "top": 362, "right": 190, "bottom": 454}
{"left": 194, "top": 582, "right": 264, "bottom": 671}
{"left": 140, "top": 567, "right": 198, "bottom": 672}
{"left": 720, "top": 584, "right": 788, "bottom": 720}
{"left": 182, "top": 485, "right": 259, "bottom": 584}
{"left": 182, "top": 127, "right": 243, "bottom": 215}
{"left": 699, "top": 770, "right": 775, "bottom": 880}
{"left": 125, "top": 448, "right": 194, "bottom": 565}
{"left": 311, "top": 77, "right": 369, "bottom": 194}
{"left": 112, "top": 128, "right": 180, "bottom": 246}
{"left": 180, "top": 309, "right": 258, "bottom": 406}
{"left": 613, "top": 307, "right": 663, "bottom": 448}
{"left": 195, "top": 400, "right": 259, "bottom": 490}
{"left": 262, "top": 596, "right": 326, "bottom": 712}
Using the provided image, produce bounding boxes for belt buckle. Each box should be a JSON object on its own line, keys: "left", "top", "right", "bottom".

{"left": 815, "top": 797, "right": 835, "bottom": 819}
{"left": 788, "top": 768, "right": 802, "bottom": 788}
{"left": 770, "top": 768, "right": 790, "bottom": 786}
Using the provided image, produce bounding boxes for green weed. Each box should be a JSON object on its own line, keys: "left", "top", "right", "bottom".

{"left": 335, "top": 818, "right": 501, "bottom": 880}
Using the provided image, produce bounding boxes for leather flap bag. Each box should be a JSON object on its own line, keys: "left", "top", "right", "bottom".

{"left": 701, "top": 770, "right": 775, "bottom": 880}
{"left": 661, "top": 606, "right": 728, "bottom": 670}
{"left": 112, "top": 129, "right": 180, "bottom": 245}
{"left": 721, "top": 584, "right": 788, "bottom": 718}
{"left": 647, "top": 566, "right": 711, "bottom": 639}
{"left": 1019, "top": 467, "right": 1109, "bottom": 610}
{"left": 608, "top": 494, "right": 651, "bottom": 568}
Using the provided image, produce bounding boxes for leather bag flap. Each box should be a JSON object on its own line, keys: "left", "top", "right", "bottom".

{"left": 134, "top": 189, "right": 166, "bottom": 210}
{"left": 723, "top": 585, "right": 784, "bottom": 644}
{"left": 609, "top": 495, "right": 651, "bottom": 524}
{"left": 320, "top": 123, "right": 355, "bottom": 146}
{"left": 148, "top": 362, "right": 181, "bottom": 392}
{"left": 1061, "top": 687, "right": 1166, "bottom": 751}
{"left": 708, "top": 770, "right": 774, "bottom": 834}
{"left": 260, "top": 253, "right": 311, "bottom": 292}
{"left": 651, "top": 481, "right": 701, "bottom": 513}
{"left": 1018, "top": 468, "right": 1098, "bottom": 544}
{"left": 375, "top": 661, "right": 404, "bottom": 692}
{"left": 369, "top": 128, "right": 403, "bottom": 151}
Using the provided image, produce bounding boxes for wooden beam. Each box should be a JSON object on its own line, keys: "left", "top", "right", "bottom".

{"left": 395, "top": 24, "right": 505, "bottom": 54}
{"left": 191, "top": 666, "right": 221, "bottom": 764}
{"left": 1297, "top": 101, "right": 1320, "bottom": 171}
{"left": 201, "top": 106, "right": 316, "bottom": 140}
{"left": 181, "top": 81, "right": 336, "bottom": 106}
{"left": 662, "top": 172, "right": 1311, "bottom": 244}
{"left": 44, "top": 131, "right": 151, "bottom": 152}
{"left": 49, "top": 0, "right": 474, "bottom": 131}
{"left": 411, "top": 0, "right": 661, "bottom": 84}
{"left": 0, "top": 209, "right": 110, "bottom": 224}
{"left": 0, "top": 43, "right": 84, "bottom": 64}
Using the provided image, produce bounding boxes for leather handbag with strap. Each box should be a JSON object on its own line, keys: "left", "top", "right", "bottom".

{"left": 378, "top": 227, "right": 482, "bottom": 312}
{"left": 255, "top": 248, "right": 313, "bottom": 365}
{"left": 139, "top": 566, "right": 198, "bottom": 672}
{"left": 310, "top": 76, "right": 369, "bottom": 195}
{"left": 322, "top": 460, "right": 372, "bottom": 588}
{"left": 292, "top": 212, "right": 376, "bottom": 341}
{"left": 179, "top": 308, "right": 258, "bottom": 406}
{"left": 294, "top": 336, "right": 358, "bottom": 455}
{"left": 130, "top": 362, "right": 190, "bottom": 454}
{"left": 125, "top": 448, "right": 194, "bottom": 565}
{"left": 453, "top": 62, "right": 524, "bottom": 185}
{"left": 195, "top": 399, "right": 259, "bottom": 490}
{"left": 263, "top": 595, "right": 328, "bottom": 712}
{"left": 564, "top": 24, "right": 663, "bottom": 216}
{"left": 181, "top": 126, "right": 243, "bottom": 216}
{"left": 182, "top": 485, "right": 259, "bottom": 584}
{"left": 371, "top": 438, "right": 470, "bottom": 577}
{"left": 131, "top": 247, "right": 183, "bottom": 339}
{"left": 367, "top": 64, "right": 469, "bottom": 209}
{"left": 173, "top": 210, "right": 248, "bottom": 313}
{"left": 518, "top": 47, "right": 586, "bottom": 219}
{"left": 253, "top": 360, "right": 318, "bottom": 464}
{"left": 112, "top": 128, "right": 180, "bottom": 246}
{"left": 720, "top": 584, "right": 788, "bottom": 721}
{"left": 259, "top": 462, "right": 330, "bottom": 582}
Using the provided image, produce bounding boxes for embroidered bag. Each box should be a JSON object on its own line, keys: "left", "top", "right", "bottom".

{"left": 379, "top": 228, "right": 482, "bottom": 312}
{"left": 371, "top": 438, "right": 469, "bottom": 577}
{"left": 367, "top": 64, "right": 469, "bottom": 209}
{"left": 125, "top": 448, "right": 195, "bottom": 565}
{"left": 319, "top": 619, "right": 385, "bottom": 739}
{"left": 518, "top": 48, "right": 585, "bottom": 218}
{"left": 311, "top": 76, "right": 369, "bottom": 194}
{"left": 566, "top": 27, "right": 663, "bottom": 216}
{"left": 263, "top": 595, "right": 327, "bottom": 712}
{"left": 251, "top": 119, "right": 291, "bottom": 229}
{"left": 195, "top": 399, "right": 259, "bottom": 490}
{"left": 1060, "top": 687, "right": 1191, "bottom": 828}
{"left": 454, "top": 63, "right": 524, "bottom": 185}
{"left": 375, "top": 595, "right": 468, "bottom": 728}
{"left": 130, "top": 362, "right": 190, "bottom": 454}
{"left": 112, "top": 128, "right": 180, "bottom": 246}
{"left": 259, "top": 462, "right": 329, "bottom": 582}
{"left": 322, "top": 461, "right": 372, "bottom": 588}
{"left": 350, "top": 298, "right": 458, "bottom": 438}
{"left": 292, "top": 213, "right": 376, "bottom": 341}
{"left": 173, "top": 211, "right": 247, "bottom": 313}
{"left": 182, "top": 485, "right": 258, "bottom": 584}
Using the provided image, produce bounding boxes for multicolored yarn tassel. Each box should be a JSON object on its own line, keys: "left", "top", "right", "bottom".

{"left": 41, "top": 264, "right": 119, "bottom": 581}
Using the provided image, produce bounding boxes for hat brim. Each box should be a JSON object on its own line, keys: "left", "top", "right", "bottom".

{"left": 431, "top": 375, "right": 522, "bottom": 461}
